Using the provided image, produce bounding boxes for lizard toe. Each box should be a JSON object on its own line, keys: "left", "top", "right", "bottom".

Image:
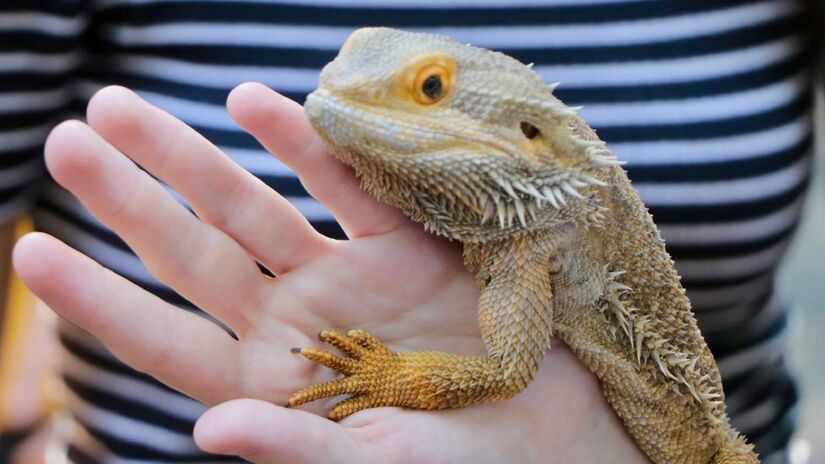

{"left": 288, "top": 377, "right": 363, "bottom": 407}
{"left": 299, "top": 347, "right": 359, "bottom": 375}
{"left": 347, "top": 329, "right": 392, "bottom": 353}
{"left": 327, "top": 394, "right": 385, "bottom": 420}
{"left": 318, "top": 329, "right": 368, "bottom": 358}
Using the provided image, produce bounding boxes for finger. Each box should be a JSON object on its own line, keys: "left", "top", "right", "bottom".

{"left": 44, "top": 119, "right": 264, "bottom": 332}
{"left": 86, "top": 86, "right": 328, "bottom": 274}
{"left": 227, "top": 82, "right": 408, "bottom": 238}
{"left": 194, "top": 399, "right": 366, "bottom": 463}
{"left": 13, "top": 233, "right": 238, "bottom": 405}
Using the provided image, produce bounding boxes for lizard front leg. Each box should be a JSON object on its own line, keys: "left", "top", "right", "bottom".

{"left": 289, "top": 237, "right": 555, "bottom": 420}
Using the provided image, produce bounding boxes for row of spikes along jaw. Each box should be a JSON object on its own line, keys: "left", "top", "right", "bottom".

{"left": 413, "top": 84, "right": 625, "bottom": 242}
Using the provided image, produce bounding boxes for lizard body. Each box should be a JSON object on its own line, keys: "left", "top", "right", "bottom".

{"left": 291, "top": 28, "right": 759, "bottom": 463}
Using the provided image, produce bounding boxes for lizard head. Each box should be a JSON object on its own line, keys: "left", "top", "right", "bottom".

{"left": 305, "top": 27, "right": 619, "bottom": 242}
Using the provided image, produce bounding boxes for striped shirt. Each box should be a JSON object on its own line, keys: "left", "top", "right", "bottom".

{"left": 0, "top": 1, "right": 816, "bottom": 462}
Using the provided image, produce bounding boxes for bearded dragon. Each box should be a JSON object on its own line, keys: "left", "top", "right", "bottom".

{"left": 289, "top": 27, "right": 759, "bottom": 464}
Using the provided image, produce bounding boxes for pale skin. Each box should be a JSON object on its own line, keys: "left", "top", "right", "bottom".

{"left": 12, "top": 83, "right": 649, "bottom": 463}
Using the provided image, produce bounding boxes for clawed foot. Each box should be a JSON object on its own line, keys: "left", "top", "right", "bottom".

{"left": 289, "top": 329, "right": 407, "bottom": 420}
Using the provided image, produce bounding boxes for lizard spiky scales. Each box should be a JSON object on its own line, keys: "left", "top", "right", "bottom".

{"left": 293, "top": 27, "right": 759, "bottom": 463}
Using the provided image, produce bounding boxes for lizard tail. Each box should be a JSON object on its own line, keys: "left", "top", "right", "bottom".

{"left": 712, "top": 434, "right": 759, "bottom": 464}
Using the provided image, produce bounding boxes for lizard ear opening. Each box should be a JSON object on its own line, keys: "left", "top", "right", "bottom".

{"left": 520, "top": 121, "right": 540, "bottom": 139}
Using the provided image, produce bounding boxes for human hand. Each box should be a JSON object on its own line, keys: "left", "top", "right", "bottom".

{"left": 13, "top": 84, "right": 647, "bottom": 463}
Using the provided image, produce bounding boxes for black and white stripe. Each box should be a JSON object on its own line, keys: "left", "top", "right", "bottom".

{"left": 1, "top": 0, "right": 816, "bottom": 462}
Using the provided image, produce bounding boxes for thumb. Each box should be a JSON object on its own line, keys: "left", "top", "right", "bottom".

{"left": 194, "top": 399, "right": 366, "bottom": 463}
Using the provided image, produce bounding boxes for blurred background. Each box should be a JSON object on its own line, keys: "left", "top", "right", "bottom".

{"left": 782, "top": 80, "right": 825, "bottom": 463}
{"left": 0, "top": 3, "right": 822, "bottom": 462}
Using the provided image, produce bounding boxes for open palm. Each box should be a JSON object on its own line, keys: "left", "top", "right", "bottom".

{"left": 14, "top": 84, "right": 646, "bottom": 463}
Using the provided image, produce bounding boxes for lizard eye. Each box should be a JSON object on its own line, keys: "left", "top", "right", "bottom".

{"left": 520, "top": 121, "right": 540, "bottom": 139}
{"left": 412, "top": 65, "right": 449, "bottom": 105}
{"left": 422, "top": 75, "right": 442, "bottom": 99}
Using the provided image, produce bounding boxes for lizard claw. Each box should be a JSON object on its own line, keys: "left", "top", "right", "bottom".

{"left": 289, "top": 329, "right": 403, "bottom": 420}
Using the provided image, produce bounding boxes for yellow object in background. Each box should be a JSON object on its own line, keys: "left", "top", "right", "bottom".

{"left": 0, "top": 217, "right": 54, "bottom": 430}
